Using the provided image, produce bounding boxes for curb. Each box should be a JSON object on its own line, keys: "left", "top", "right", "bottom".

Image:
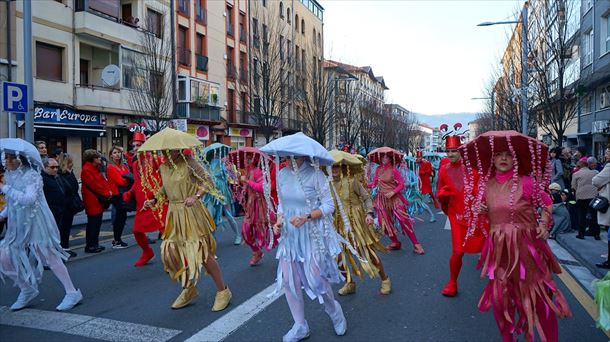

{"left": 556, "top": 234, "right": 605, "bottom": 279}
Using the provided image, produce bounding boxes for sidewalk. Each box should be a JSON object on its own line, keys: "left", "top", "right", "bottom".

{"left": 556, "top": 229, "right": 608, "bottom": 279}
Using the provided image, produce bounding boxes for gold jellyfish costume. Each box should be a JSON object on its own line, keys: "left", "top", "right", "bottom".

{"left": 329, "top": 150, "right": 391, "bottom": 295}
{"left": 138, "top": 128, "right": 231, "bottom": 310}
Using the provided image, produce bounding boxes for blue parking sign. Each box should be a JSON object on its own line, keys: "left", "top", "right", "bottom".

{"left": 2, "top": 81, "right": 28, "bottom": 113}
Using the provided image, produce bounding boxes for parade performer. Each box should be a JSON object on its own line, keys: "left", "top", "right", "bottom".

{"left": 123, "top": 136, "right": 167, "bottom": 267}
{"left": 138, "top": 128, "right": 231, "bottom": 311}
{"left": 0, "top": 139, "right": 82, "bottom": 311}
{"left": 125, "top": 131, "right": 146, "bottom": 168}
{"left": 330, "top": 150, "right": 391, "bottom": 296}
{"left": 262, "top": 133, "right": 349, "bottom": 342}
{"left": 202, "top": 143, "right": 241, "bottom": 245}
{"left": 416, "top": 151, "right": 439, "bottom": 209}
{"left": 437, "top": 135, "right": 486, "bottom": 297}
{"left": 462, "top": 131, "right": 571, "bottom": 342}
{"left": 402, "top": 156, "right": 436, "bottom": 222}
{"left": 368, "top": 147, "right": 424, "bottom": 254}
{"left": 231, "top": 147, "right": 277, "bottom": 266}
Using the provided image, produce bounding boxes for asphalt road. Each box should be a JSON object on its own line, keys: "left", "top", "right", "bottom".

{"left": 0, "top": 214, "right": 607, "bottom": 342}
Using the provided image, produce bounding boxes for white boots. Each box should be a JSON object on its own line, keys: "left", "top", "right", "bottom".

{"left": 282, "top": 321, "right": 310, "bottom": 342}
{"left": 56, "top": 289, "right": 83, "bottom": 311}
{"left": 10, "top": 287, "right": 39, "bottom": 311}
{"left": 325, "top": 300, "right": 347, "bottom": 336}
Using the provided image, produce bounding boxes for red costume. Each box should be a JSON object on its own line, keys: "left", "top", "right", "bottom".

{"left": 436, "top": 135, "right": 485, "bottom": 297}
{"left": 416, "top": 153, "right": 439, "bottom": 209}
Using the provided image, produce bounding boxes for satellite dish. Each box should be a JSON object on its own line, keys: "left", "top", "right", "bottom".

{"left": 101, "top": 64, "right": 121, "bottom": 87}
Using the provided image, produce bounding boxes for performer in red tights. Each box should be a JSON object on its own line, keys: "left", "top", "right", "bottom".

{"left": 437, "top": 135, "right": 485, "bottom": 297}
{"left": 416, "top": 151, "right": 439, "bottom": 209}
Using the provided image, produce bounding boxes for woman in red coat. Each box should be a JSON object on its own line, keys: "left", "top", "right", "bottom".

{"left": 124, "top": 153, "right": 167, "bottom": 266}
{"left": 81, "top": 150, "right": 115, "bottom": 253}
{"left": 107, "top": 146, "right": 132, "bottom": 249}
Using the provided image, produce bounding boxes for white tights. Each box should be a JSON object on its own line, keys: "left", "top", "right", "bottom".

{"left": 280, "top": 260, "right": 338, "bottom": 326}
{"left": 0, "top": 246, "right": 76, "bottom": 293}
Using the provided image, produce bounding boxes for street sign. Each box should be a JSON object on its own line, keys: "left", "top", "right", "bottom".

{"left": 2, "top": 81, "right": 28, "bottom": 113}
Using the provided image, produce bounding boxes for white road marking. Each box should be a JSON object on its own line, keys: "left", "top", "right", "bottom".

{"left": 185, "top": 283, "right": 282, "bottom": 342}
{"left": 0, "top": 306, "right": 181, "bottom": 342}
{"left": 443, "top": 218, "right": 451, "bottom": 230}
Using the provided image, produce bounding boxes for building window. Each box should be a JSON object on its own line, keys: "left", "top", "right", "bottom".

{"left": 301, "top": 19, "right": 305, "bottom": 34}
{"left": 603, "top": 15, "right": 610, "bottom": 55}
{"left": 583, "top": 29, "right": 593, "bottom": 66}
{"left": 79, "top": 59, "right": 89, "bottom": 85}
{"left": 279, "top": 2, "right": 284, "bottom": 18}
{"left": 195, "top": 0, "right": 206, "bottom": 23}
{"left": 226, "top": 5, "right": 234, "bottom": 36}
{"left": 147, "top": 9, "right": 162, "bottom": 37}
{"left": 241, "top": 91, "right": 248, "bottom": 123}
{"left": 239, "top": 13, "right": 247, "bottom": 43}
{"left": 122, "top": 48, "right": 144, "bottom": 89}
{"left": 295, "top": 14, "right": 299, "bottom": 31}
{"left": 178, "top": 0, "right": 189, "bottom": 16}
{"left": 583, "top": 0, "right": 592, "bottom": 14}
{"left": 262, "top": 0, "right": 267, "bottom": 7}
{"left": 287, "top": 8, "right": 291, "bottom": 23}
{"left": 227, "top": 88, "right": 235, "bottom": 122}
{"left": 36, "top": 42, "right": 63, "bottom": 81}
{"left": 601, "top": 85, "right": 610, "bottom": 110}
{"left": 178, "top": 26, "right": 190, "bottom": 66}
{"left": 581, "top": 94, "right": 592, "bottom": 114}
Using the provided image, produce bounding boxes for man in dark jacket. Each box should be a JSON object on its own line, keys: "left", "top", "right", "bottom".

{"left": 42, "top": 158, "right": 67, "bottom": 227}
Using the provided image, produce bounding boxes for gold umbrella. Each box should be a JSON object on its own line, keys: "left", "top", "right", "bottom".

{"left": 138, "top": 127, "right": 202, "bottom": 152}
{"left": 329, "top": 149, "right": 362, "bottom": 166}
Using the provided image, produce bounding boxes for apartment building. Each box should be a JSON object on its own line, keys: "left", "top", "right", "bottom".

{"left": 5, "top": 0, "right": 171, "bottom": 174}
{"left": 578, "top": 0, "right": 610, "bottom": 157}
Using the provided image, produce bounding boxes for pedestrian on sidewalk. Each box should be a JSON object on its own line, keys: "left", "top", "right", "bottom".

{"left": 549, "top": 183, "right": 572, "bottom": 239}
{"left": 123, "top": 142, "right": 166, "bottom": 267}
{"left": 261, "top": 132, "right": 348, "bottom": 342}
{"left": 81, "top": 150, "right": 114, "bottom": 253}
{"left": 330, "top": 152, "right": 391, "bottom": 296}
{"left": 107, "top": 146, "right": 133, "bottom": 249}
{"left": 594, "top": 146, "right": 610, "bottom": 269}
{"left": 572, "top": 158, "right": 600, "bottom": 240}
{"left": 41, "top": 158, "right": 75, "bottom": 259}
{"left": 58, "top": 154, "right": 82, "bottom": 258}
{"left": 35, "top": 140, "right": 48, "bottom": 160}
{"left": 462, "top": 131, "right": 571, "bottom": 342}
{"left": 0, "top": 147, "right": 82, "bottom": 312}
{"left": 550, "top": 147, "right": 565, "bottom": 190}
{"left": 368, "top": 147, "right": 424, "bottom": 254}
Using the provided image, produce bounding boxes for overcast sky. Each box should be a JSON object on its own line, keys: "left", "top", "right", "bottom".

{"left": 322, "top": 0, "right": 523, "bottom": 115}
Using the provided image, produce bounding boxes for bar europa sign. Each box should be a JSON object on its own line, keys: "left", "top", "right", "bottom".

{"left": 32, "top": 106, "right": 102, "bottom": 125}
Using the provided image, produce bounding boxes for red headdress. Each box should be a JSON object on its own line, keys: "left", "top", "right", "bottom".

{"left": 440, "top": 122, "right": 467, "bottom": 150}
{"left": 130, "top": 132, "right": 146, "bottom": 144}
{"left": 415, "top": 150, "right": 423, "bottom": 158}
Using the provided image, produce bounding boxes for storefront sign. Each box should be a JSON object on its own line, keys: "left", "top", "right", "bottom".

{"left": 228, "top": 128, "right": 253, "bottom": 137}
{"left": 27, "top": 106, "right": 102, "bottom": 126}
{"left": 187, "top": 124, "right": 210, "bottom": 141}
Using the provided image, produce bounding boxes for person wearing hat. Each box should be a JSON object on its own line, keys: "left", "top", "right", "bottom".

{"left": 463, "top": 131, "right": 570, "bottom": 342}
{"left": 548, "top": 183, "right": 572, "bottom": 239}
{"left": 125, "top": 132, "right": 146, "bottom": 170}
{"left": 416, "top": 151, "right": 439, "bottom": 210}
{"left": 436, "top": 135, "right": 486, "bottom": 297}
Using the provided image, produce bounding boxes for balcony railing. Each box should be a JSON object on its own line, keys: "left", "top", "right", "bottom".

{"left": 177, "top": 102, "right": 221, "bottom": 121}
{"left": 227, "top": 64, "right": 237, "bottom": 80}
{"left": 178, "top": 48, "right": 191, "bottom": 66}
{"left": 196, "top": 54, "right": 208, "bottom": 71}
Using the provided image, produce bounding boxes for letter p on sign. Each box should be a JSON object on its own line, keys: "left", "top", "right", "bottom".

{"left": 2, "top": 81, "right": 28, "bottom": 113}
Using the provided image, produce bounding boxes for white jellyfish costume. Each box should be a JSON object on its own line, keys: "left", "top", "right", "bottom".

{"left": 260, "top": 132, "right": 355, "bottom": 341}
{"left": 0, "top": 138, "right": 80, "bottom": 311}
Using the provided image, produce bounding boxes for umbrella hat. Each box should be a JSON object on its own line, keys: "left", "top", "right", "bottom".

{"left": 329, "top": 150, "right": 362, "bottom": 166}
{"left": 138, "top": 127, "right": 202, "bottom": 152}
{"left": 260, "top": 132, "right": 335, "bottom": 166}
{"left": 367, "top": 146, "right": 403, "bottom": 165}
{"left": 0, "top": 138, "right": 44, "bottom": 169}
{"left": 203, "top": 143, "right": 232, "bottom": 161}
{"left": 459, "top": 130, "right": 549, "bottom": 176}
{"left": 229, "top": 147, "right": 270, "bottom": 169}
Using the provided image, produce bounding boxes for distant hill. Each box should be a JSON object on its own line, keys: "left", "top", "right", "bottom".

{"left": 415, "top": 113, "right": 478, "bottom": 129}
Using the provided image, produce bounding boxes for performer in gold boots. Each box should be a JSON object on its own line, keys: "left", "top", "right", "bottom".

{"left": 329, "top": 150, "right": 391, "bottom": 296}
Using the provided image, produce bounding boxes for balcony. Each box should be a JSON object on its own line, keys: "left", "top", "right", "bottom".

{"left": 227, "top": 64, "right": 237, "bottom": 80}
{"left": 75, "top": 85, "right": 127, "bottom": 110}
{"left": 176, "top": 102, "right": 221, "bottom": 122}
{"left": 74, "top": 3, "right": 142, "bottom": 45}
{"left": 178, "top": 48, "right": 191, "bottom": 66}
{"left": 196, "top": 54, "right": 208, "bottom": 72}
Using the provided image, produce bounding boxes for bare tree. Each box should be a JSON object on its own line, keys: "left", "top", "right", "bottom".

{"left": 127, "top": 12, "right": 173, "bottom": 132}
{"left": 336, "top": 80, "right": 364, "bottom": 148}
{"left": 528, "top": 0, "right": 579, "bottom": 145}
{"left": 249, "top": 3, "right": 292, "bottom": 143}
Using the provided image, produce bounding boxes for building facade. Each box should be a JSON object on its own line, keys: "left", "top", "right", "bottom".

{"left": 578, "top": 0, "right": 610, "bottom": 159}
{"left": 5, "top": 0, "right": 172, "bottom": 175}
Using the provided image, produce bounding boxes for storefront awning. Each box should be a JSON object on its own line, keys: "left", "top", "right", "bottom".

{"left": 34, "top": 125, "right": 106, "bottom": 137}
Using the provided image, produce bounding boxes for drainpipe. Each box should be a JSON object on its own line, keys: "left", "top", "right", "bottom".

{"left": 170, "top": 0, "right": 177, "bottom": 119}
{"left": 6, "top": 0, "right": 15, "bottom": 137}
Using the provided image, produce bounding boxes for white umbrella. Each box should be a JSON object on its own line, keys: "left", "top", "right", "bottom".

{"left": 260, "top": 132, "right": 335, "bottom": 166}
{"left": 0, "top": 138, "right": 44, "bottom": 169}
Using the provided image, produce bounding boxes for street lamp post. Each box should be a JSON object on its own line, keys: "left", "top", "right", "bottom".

{"left": 478, "top": 2, "right": 529, "bottom": 135}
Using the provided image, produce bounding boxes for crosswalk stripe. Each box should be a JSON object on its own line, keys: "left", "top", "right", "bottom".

{"left": 0, "top": 306, "right": 181, "bottom": 342}
{"left": 185, "top": 283, "right": 282, "bottom": 342}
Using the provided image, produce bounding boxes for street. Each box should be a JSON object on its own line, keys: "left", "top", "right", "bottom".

{"left": 0, "top": 213, "right": 607, "bottom": 342}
